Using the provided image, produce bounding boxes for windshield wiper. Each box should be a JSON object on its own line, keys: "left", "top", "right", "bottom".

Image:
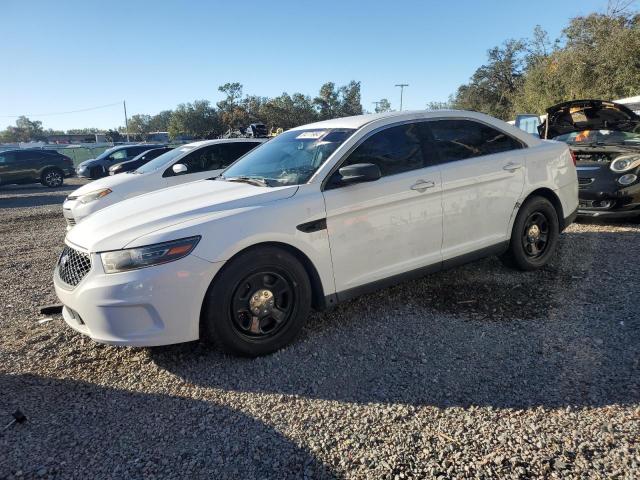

{"left": 225, "top": 176, "right": 270, "bottom": 187}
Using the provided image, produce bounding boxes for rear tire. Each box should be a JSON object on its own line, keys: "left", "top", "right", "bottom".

{"left": 202, "top": 246, "right": 312, "bottom": 357}
{"left": 40, "top": 168, "right": 64, "bottom": 188}
{"left": 500, "top": 196, "right": 560, "bottom": 271}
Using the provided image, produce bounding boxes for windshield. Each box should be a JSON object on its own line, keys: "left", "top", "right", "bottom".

{"left": 553, "top": 130, "right": 640, "bottom": 145}
{"left": 221, "top": 128, "right": 355, "bottom": 186}
{"left": 135, "top": 145, "right": 195, "bottom": 173}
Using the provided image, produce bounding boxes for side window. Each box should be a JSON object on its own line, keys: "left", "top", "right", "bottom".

{"left": 228, "top": 142, "right": 260, "bottom": 161}
{"left": 428, "top": 119, "right": 523, "bottom": 164}
{"left": 341, "top": 123, "right": 425, "bottom": 177}
{"left": 108, "top": 149, "right": 128, "bottom": 161}
{"left": 173, "top": 145, "right": 220, "bottom": 173}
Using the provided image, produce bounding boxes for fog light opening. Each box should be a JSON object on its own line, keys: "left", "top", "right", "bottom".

{"left": 617, "top": 174, "right": 638, "bottom": 186}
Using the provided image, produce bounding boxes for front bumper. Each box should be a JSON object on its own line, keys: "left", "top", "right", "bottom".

{"left": 577, "top": 165, "right": 640, "bottom": 218}
{"left": 54, "top": 251, "right": 223, "bottom": 346}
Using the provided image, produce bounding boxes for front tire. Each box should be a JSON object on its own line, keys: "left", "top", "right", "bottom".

{"left": 202, "top": 246, "right": 312, "bottom": 357}
{"left": 501, "top": 196, "right": 560, "bottom": 271}
{"left": 40, "top": 168, "right": 64, "bottom": 188}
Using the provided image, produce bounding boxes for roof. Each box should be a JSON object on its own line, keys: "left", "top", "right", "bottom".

{"left": 289, "top": 109, "right": 516, "bottom": 131}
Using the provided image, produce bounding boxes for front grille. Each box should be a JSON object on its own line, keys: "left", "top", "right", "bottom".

{"left": 57, "top": 246, "right": 92, "bottom": 287}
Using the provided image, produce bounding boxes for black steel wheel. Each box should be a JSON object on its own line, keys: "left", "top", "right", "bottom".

{"left": 41, "top": 168, "right": 64, "bottom": 188}
{"left": 231, "top": 270, "right": 295, "bottom": 339}
{"left": 521, "top": 211, "right": 550, "bottom": 258}
{"left": 202, "top": 246, "right": 312, "bottom": 356}
{"left": 501, "top": 196, "right": 559, "bottom": 271}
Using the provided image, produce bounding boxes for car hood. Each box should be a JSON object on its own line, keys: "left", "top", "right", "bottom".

{"left": 539, "top": 99, "right": 640, "bottom": 139}
{"left": 66, "top": 180, "right": 298, "bottom": 252}
{"left": 68, "top": 171, "right": 143, "bottom": 197}
{"left": 77, "top": 158, "right": 101, "bottom": 169}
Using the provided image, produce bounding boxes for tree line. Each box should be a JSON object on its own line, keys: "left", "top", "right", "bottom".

{"left": 448, "top": 3, "right": 640, "bottom": 120}
{"left": 0, "top": 81, "right": 365, "bottom": 143}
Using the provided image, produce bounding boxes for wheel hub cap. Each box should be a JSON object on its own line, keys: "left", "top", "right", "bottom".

{"left": 527, "top": 224, "right": 540, "bottom": 242}
{"left": 249, "top": 289, "right": 275, "bottom": 317}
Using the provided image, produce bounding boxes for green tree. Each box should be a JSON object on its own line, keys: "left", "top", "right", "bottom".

{"left": 451, "top": 39, "right": 527, "bottom": 120}
{"left": 314, "top": 82, "right": 341, "bottom": 120}
{"left": 127, "top": 114, "right": 152, "bottom": 139}
{"left": 515, "top": 11, "right": 640, "bottom": 114}
{"left": 426, "top": 100, "right": 453, "bottom": 110}
{"left": 260, "top": 92, "right": 317, "bottom": 130}
{"left": 338, "top": 81, "right": 363, "bottom": 116}
{"left": 0, "top": 116, "right": 46, "bottom": 142}
{"left": 217, "top": 82, "right": 246, "bottom": 130}
{"left": 105, "top": 129, "right": 122, "bottom": 143}
{"left": 148, "top": 110, "right": 173, "bottom": 132}
{"left": 374, "top": 98, "right": 392, "bottom": 113}
{"left": 168, "top": 100, "right": 219, "bottom": 139}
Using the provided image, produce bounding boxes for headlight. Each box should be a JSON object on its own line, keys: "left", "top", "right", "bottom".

{"left": 610, "top": 154, "right": 640, "bottom": 173}
{"left": 617, "top": 174, "right": 638, "bottom": 186}
{"left": 77, "top": 188, "right": 112, "bottom": 204}
{"left": 100, "top": 236, "right": 201, "bottom": 273}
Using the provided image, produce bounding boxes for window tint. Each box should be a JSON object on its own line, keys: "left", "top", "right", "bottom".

{"left": 428, "top": 120, "right": 523, "bottom": 163}
{"left": 341, "top": 123, "right": 425, "bottom": 177}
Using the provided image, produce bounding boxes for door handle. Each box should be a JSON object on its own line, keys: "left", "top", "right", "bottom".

{"left": 503, "top": 162, "right": 522, "bottom": 172}
{"left": 410, "top": 179, "right": 436, "bottom": 192}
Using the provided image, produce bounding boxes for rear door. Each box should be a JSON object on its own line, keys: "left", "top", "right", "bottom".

{"left": 322, "top": 122, "right": 443, "bottom": 293}
{"left": 426, "top": 119, "right": 526, "bottom": 260}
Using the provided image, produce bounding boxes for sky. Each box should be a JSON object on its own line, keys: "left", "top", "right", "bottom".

{"left": 1, "top": 0, "right": 610, "bottom": 131}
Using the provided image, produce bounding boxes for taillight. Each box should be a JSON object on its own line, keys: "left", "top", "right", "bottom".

{"left": 569, "top": 150, "right": 577, "bottom": 166}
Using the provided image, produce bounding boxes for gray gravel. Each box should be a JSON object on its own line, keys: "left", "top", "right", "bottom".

{"left": 1, "top": 182, "right": 639, "bottom": 479}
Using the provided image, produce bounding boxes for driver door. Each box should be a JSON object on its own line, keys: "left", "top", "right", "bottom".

{"left": 322, "top": 122, "right": 443, "bottom": 296}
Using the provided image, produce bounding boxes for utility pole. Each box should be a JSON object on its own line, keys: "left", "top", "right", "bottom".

{"left": 123, "top": 100, "right": 130, "bottom": 143}
{"left": 372, "top": 101, "right": 381, "bottom": 112}
{"left": 395, "top": 84, "right": 409, "bottom": 111}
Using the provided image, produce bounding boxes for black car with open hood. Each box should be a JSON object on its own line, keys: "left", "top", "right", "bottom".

{"left": 539, "top": 99, "right": 640, "bottom": 219}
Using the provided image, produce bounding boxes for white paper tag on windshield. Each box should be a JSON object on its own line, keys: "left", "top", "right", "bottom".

{"left": 296, "top": 131, "right": 325, "bottom": 140}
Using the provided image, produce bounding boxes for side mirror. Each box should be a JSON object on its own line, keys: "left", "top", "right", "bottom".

{"left": 172, "top": 163, "right": 188, "bottom": 175}
{"left": 338, "top": 163, "right": 381, "bottom": 185}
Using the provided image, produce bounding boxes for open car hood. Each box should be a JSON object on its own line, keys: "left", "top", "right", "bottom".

{"left": 539, "top": 99, "right": 640, "bottom": 139}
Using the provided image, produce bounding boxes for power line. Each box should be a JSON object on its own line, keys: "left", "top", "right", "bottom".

{"left": 0, "top": 102, "right": 123, "bottom": 118}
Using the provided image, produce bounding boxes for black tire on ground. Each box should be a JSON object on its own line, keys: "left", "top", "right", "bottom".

{"left": 500, "top": 196, "right": 560, "bottom": 271}
{"left": 202, "top": 246, "right": 312, "bottom": 357}
{"left": 40, "top": 168, "right": 64, "bottom": 188}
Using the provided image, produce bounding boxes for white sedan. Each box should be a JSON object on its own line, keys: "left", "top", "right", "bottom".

{"left": 54, "top": 110, "right": 578, "bottom": 356}
{"left": 62, "top": 138, "right": 265, "bottom": 228}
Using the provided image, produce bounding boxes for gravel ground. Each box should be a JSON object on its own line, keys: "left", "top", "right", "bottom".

{"left": 1, "top": 182, "right": 639, "bottom": 479}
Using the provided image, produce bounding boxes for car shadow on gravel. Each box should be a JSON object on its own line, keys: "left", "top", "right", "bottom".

{"left": 151, "top": 231, "right": 640, "bottom": 410}
{"left": 0, "top": 373, "right": 332, "bottom": 479}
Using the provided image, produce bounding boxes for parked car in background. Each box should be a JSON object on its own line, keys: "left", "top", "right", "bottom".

{"left": 0, "top": 149, "right": 75, "bottom": 187}
{"left": 108, "top": 147, "right": 174, "bottom": 175}
{"left": 63, "top": 138, "right": 265, "bottom": 228}
{"left": 54, "top": 110, "right": 577, "bottom": 356}
{"left": 76, "top": 144, "right": 164, "bottom": 179}
{"left": 539, "top": 99, "right": 640, "bottom": 218}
